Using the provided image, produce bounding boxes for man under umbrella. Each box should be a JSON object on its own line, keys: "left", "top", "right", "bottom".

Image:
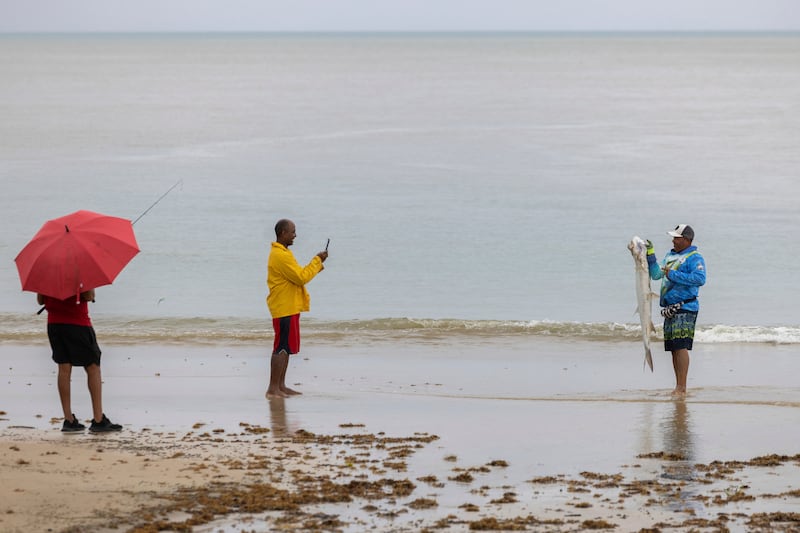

{"left": 15, "top": 210, "right": 139, "bottom": 433}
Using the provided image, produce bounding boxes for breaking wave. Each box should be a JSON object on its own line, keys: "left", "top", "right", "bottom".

{"left": 1, "top": 313, "right": 799, "bottom": 346}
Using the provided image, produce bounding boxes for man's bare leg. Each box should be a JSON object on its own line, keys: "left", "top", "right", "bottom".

{"left": 267, "top": 351, "right": 289, "bottom": 398}
{"left": 57, "top": 363, "right": 74, "bottom": 421}
{"left": 671, "top": 349, "right": 690, "bottom": 397}
{"left": 279, "top": 355, "right": 302, "bottom": 396}
{"left": 85, "top": 364, "right": 104, "bottom": 422}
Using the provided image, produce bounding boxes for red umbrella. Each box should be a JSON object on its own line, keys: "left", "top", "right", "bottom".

{"left": 14, "top": 210, "right": 140, "bottom": 300}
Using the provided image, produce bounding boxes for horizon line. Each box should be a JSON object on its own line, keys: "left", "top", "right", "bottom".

{"left": 2, "top": 29, "right": 799, "bottom": 36}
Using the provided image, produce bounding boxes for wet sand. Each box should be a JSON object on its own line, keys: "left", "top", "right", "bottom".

{"left": 1, "top": 337, "right": 799, "bottom": 531}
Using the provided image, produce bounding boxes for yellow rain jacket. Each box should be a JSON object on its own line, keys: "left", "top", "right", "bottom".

{"left": 266, "top": 242, "right": 324, "bottom": 318}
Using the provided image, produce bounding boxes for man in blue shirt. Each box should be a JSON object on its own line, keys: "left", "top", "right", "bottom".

{"left": 647, "top": 224, "right": 707, "bottom": 397}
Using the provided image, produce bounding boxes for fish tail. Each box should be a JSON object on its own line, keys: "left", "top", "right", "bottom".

{"left": 644, "top": 348, "right": 654, "bottom": 372}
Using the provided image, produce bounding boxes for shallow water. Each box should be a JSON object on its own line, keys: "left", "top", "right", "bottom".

{"left": 3, "top": 337, "right": 797, "bottom": 464}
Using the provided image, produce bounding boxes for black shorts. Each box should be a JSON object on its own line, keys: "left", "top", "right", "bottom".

{"left": 47, "top": 323, "right": 102, "bottom": 367}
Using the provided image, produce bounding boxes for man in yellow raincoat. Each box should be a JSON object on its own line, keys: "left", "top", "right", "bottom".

{"left": 266, "top": 219, "right": 328, "bottom": 398}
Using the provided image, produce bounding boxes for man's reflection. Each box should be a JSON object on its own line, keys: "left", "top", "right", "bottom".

{"left": 660, "top": 400, "right": 695, "bottom": 481}
{"left": 268, "top": 397, "right": 291, "bottom": 435}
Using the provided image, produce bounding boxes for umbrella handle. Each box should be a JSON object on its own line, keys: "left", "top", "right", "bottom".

{"left": 36, "top": 296, "right": 92, "bottom": 315}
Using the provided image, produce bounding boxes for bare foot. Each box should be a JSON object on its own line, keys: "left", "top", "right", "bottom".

{"left": 671, "top": 389, "right": 687, "bottom": 399}
{"left": 282, "top": 387, "right": 302, "bottom": 396}
{"left": 266, "top": 388, "right": 288, "bottom": 399}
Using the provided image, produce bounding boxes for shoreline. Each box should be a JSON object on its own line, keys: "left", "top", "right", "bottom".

{"left": 2, "top": 339, "right": 799, "bottom": 530}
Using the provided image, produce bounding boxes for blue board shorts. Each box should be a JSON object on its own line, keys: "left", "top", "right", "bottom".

{"left": 663, "top": 311, "right": 697, "bottom": 351}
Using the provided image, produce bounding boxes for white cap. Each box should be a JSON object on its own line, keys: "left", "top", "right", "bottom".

{"left": 667, "top": 224, "right": 694, "bottom": 240}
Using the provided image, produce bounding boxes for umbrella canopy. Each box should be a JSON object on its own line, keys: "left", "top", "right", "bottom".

{"left": 14, "top": 210, "right": 140, "bottom": 300}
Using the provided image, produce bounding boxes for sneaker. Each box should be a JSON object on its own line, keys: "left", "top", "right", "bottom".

{"left": 89, "top": 414, "right": 122, "bottom": 433}
{"left": 61, "top": 414, "right": 86, "bottom": 432}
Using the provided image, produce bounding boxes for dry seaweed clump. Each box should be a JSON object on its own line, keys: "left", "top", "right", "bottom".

{"left": 637, "top": 451, "right": 687, "bottom": 461}
{"left": 289, "top": 428, "right": 439, "bottom": 448}
{"left": 417, "top": 475, "right": 444, "bottom": 488}
{"left": 468, "top": 515, "right": 564, "bottom": 531}
{"left": 339, "top": 422, "right": 366, "bottom": 428}
{"left": 666, "top": 516, "right": 732, "bottom": 530}
{"left": 747, "top": 512, "right": 800, "bottom": 530}
{"left": 489, "top": 491, "right": 518, "bottom": 504}
{"left": 581, "top": 518, "right": 617, "bottom": 529}
{"left": 528, "top": 475, "right": 563, "bottom": 484}
{"left": 239, "top": 422, "right": 269, "bottom": 435}
{"left": 580, "top": 471, "right": 623, "bottom": 488}
{"left": 746, "top": 454, "right": 800, "bottom": 467}
{"left": 468, "top": 517, "right": 529, "bottom": 531}
{"left": 340, "top": 478, "right": 416, "bottom": 499}
{"left": 407, "top": 497, "right": 438, "bottom": 509}
{"left": 449, "top": 472, "right": 474, "bottom": 483}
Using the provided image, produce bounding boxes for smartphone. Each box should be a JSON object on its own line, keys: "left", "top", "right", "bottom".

{"left": 325, "top": 238, "right": 330, "bottom": 251}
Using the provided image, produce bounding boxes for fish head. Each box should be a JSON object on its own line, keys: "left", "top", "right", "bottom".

{"left": 628, "top": 235, "right": 646, "bottom": 253}
{"left": 628, "top": 235, "right": 648, "bottom": 266}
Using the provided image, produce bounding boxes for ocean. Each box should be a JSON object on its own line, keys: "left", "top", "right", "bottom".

{"left": 1, "top": 32, "right": 799, "bottom": 345}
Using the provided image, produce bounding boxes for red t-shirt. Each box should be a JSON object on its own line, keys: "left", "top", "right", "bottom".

{"left": 43, "top": 296, "right": 92, "bottom": 326}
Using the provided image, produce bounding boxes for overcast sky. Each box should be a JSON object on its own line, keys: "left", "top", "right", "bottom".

{"left": 1, "top": 0, "right": 799, "bottom": 33}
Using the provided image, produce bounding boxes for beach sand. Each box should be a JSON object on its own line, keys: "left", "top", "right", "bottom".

{"left": 1, "top": 337, "right": 799, "bottom": 531}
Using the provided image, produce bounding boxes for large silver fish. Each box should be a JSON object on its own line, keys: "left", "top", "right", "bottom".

{"left": 628, "top": 235, "right": 656, "bottom": 372}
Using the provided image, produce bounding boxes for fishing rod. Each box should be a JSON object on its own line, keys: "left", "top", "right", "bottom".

{"left": 132, "top": 179, "right": 183, "bottom": 226}
{"left": 36, "top": 180, "right": 183, "bottom": 315}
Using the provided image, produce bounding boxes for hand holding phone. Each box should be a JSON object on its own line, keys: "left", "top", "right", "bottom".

{"left": 318, "top": 238, "right": 330, "bottom": 262}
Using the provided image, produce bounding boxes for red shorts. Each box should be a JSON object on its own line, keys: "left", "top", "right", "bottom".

{"left": 272, "top": 314, "right": 300, "bottom": 355}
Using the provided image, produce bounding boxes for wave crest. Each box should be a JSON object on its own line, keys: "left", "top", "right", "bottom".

{"left": 1, "top": 313, "right": 798, "bottom": 345}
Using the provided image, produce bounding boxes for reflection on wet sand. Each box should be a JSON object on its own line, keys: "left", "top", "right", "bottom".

{"left": 663, "top": 400, "right": 693, "bottom": 460}
{"left": 268, "top": 397, "right": 292, "bottom": 435}
{"left": 659, "top": 400, "right": 702, "bottom": 519}
{"left": 660, "top": 400, "right": 695, "bottom": 481}
{"left": 637, "top": 399, "right": 696, "bottom": 480}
